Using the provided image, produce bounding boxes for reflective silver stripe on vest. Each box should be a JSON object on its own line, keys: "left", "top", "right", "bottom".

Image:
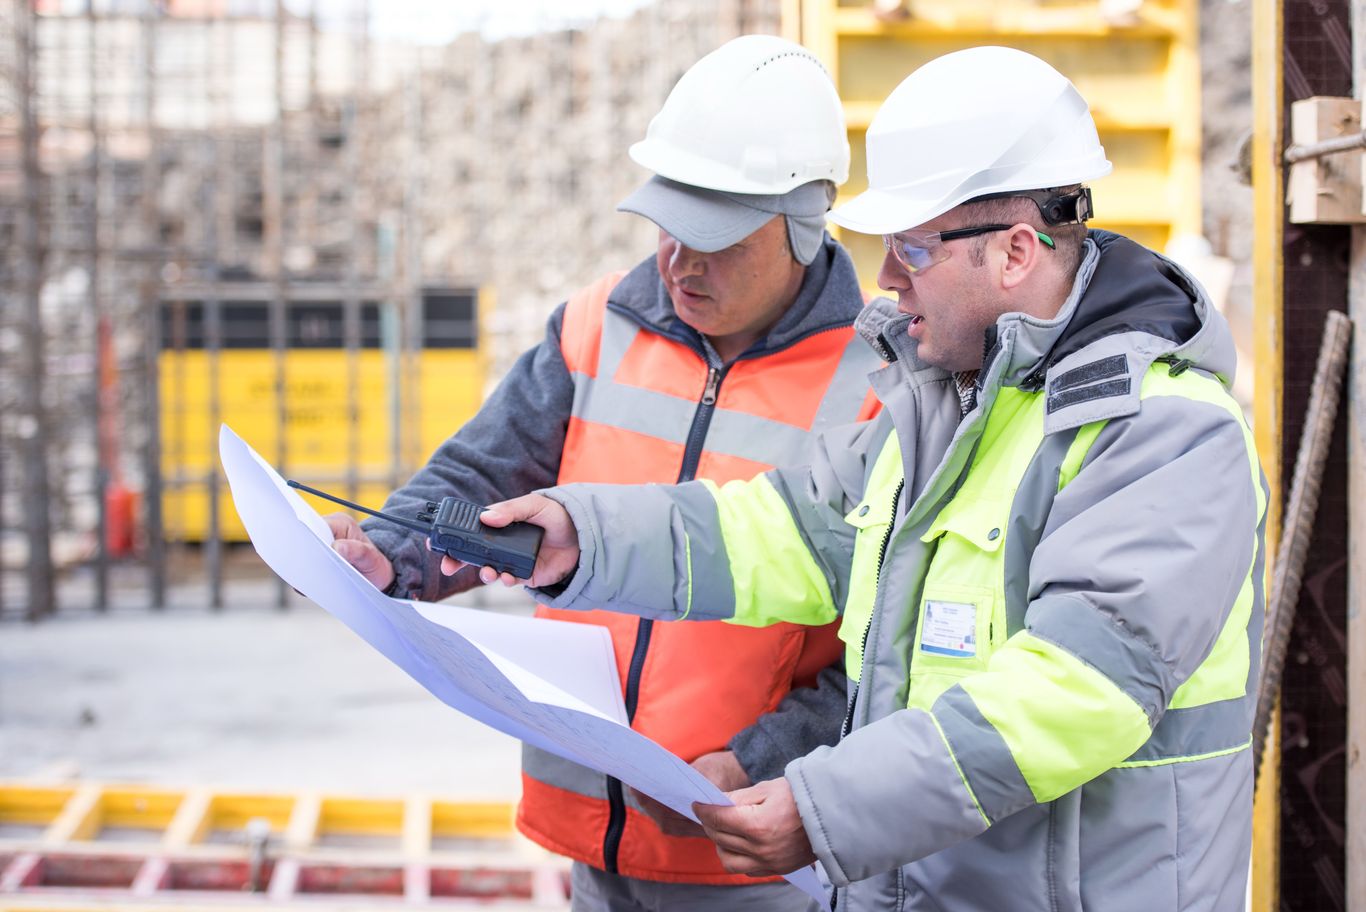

{"left": 568, "top": 309, "right": 876, "bottom": 468}
{"left": 811, "top": 330, "right": 879, "bottom": 433}
{"left": 571, "top": 376, "right": 814, "bottom": 466}
{"left": 522, "top": 742, "right": 609, "bottom": 799}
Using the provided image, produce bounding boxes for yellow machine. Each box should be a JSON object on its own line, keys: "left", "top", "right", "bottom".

{"left": 158, "top": 285, "right": 489, "bottom": 541}
{"left": 784, "top": 0, "right": 1202, "bottom": 286}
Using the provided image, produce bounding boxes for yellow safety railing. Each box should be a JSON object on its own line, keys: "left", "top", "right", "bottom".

{"left": 0, "top": 783, "right": 566, "bottom": 909}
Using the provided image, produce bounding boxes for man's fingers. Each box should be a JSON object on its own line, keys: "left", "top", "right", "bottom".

{"left": 324, "top": 511, "right": 364, "bottom": 541}
{"left": 331, "top": 538, "right": 395, "bottom": 591}
{"left": 479, "top": 493, "right": 548, "bottom": 527}
{"left": 693, "top": 801, "right": 753, "bottom": 838}
{"left": 631, "top": 788, "right": 705, "bottom": 838}
{"left": 712, "top": 847, "right": 775, "bottom": 877}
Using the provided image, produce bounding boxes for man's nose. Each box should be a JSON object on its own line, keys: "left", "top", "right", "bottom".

{"left": 668, "top": 241, "right": 706, "bottom": 279}
{"left": 877, "top": 249, "right": 910, "bottom": 293}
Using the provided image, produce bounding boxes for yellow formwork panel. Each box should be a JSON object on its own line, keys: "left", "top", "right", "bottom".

{"left": 432, "top": 801, "right": 517, "bottom": 841}
{"left": 158, "top": 347, "right": 484, "bottom": 542}
{"left": 0, "top": 784, "right": 564, "bottom": 909}
{"left": 0, "top": 784, "right": 521, "bottom": 854}
{"left": 0, "top": 788, "right": 76, "bottom": 829}
{"left": 791, "top": 0, "right": 1201, "bottom": 287}
{"left": 317, "top": 798, "right": 404, "bottom": 838}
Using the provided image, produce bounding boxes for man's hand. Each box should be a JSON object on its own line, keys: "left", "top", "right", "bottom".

{"left": 633, "top": 750, "right": 752, "bottom": 838}
{"left": 438, "top": 492, "right": 580, "bottom": 589}
{"left": 694, "top": 777, "right": 816, "bottom": 877}
{"left": 325, "top": 512, "right": 395, "bottom": 591}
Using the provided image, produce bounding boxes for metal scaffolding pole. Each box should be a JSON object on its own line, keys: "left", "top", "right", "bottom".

{"left": 204, "top": 12, "right": 227, "bottom": 612}
{"left": 267, "top": 0, "right": 289, "bottom": 608}
{"left": 402, "top": 66, "right": 422, "bottom": 475}
{"left": 343, "top": 0, "right": 368, "bottom": 504}
{"left": 141, "top": 4, "right": 166, "bottom": 610}
{"left": 17, "top": 0, "right": 54, "bottom": 621}
{"left": 88, "top": 0, "right": 109, "bottom": 612}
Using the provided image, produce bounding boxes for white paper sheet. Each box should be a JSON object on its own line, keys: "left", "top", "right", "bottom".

{"left": 219, "top": 425, "right": 826, "bottom": 903}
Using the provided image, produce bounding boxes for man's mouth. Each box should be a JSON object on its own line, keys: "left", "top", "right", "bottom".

{"left": 908, "top": 314, "right": 924, "bottom": 325}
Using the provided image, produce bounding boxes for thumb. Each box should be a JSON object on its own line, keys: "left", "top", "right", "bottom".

{"left": 332, "top": 538, "right": 394, "bottom": 588}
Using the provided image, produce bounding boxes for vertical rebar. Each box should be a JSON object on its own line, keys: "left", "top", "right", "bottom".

{"left": 343, "top": 0, "right": 366, "bottom": 505}
{"left": 141, "top": 5, "right": 166, "bottom": 610}
{"left": 17, "top": 0, "right": 54, "bottom": 621}
{"left": 402, "top": 67, "right": 422, "bottom": 475}
{"left": 88, "top": 0, "right": 109, "bottom": 612}
{"left": 268, "top": 0, "right": 289, "bottom": 608}
{"left": 203, "top": 12, "right": 226, "bottom": 612}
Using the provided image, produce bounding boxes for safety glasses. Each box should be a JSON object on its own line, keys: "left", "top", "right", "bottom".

{"left": 882, "top": 224, "right": 1056, "bottom": 275}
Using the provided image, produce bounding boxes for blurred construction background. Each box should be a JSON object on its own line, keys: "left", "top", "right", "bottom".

{"left": 1, "top": 0, "right": 1363, "bottom": 908}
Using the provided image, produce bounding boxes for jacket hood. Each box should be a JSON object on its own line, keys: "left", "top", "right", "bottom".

{"left": 604, "top": 232, "right": 865, "bottom": 358}
{"left": 857, "top": 230, "right": 1239, "bottom": 431}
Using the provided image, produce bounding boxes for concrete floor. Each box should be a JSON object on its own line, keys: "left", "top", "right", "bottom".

{"left": 0, "top": 578, "right": 529, "bottom": 800}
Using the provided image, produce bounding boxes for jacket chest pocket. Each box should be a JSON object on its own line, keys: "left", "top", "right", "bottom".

{"left": 908, "top": 498, "right": 1009, "bottom": 710}
{"left": 840, "top": 493, "right": 898, "bottom": 684}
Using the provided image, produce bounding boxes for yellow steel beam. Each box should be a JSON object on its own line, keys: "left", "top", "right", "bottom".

{"left": 842, "top": 100, "right": 1179, "bottom": 132}
{"left": 830, "top": 5, "right": 1184, "bottom": 39}
{"left": 431, "top": 800, "right": 517, "bottom": 841}
{"left": 781, "top": 0, "right": 803, "bottom": 44}
{"left": 101, "top": 788, "right": 183, "bottom": 832}
{"left": 318, "top": 796, "right": 403, "bottom": 836}
{"left": 804, "top": 0, "right": 839, "bottom": 76}
{"left": 1250, "top": 0, "right": 1284, "bottom": 909}
{"left": 0, "top": 786, "right": 75, "bottom": 827}
{"left": 1165, "top": 0, "right": 1203, "bottom": 238}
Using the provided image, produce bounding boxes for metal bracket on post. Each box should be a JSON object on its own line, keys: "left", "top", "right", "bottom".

{"left": 1286, "top": 96, "right": 1366, "bottom": 224}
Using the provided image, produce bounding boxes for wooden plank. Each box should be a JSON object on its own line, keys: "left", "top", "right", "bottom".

{"left": 1288, "top": 96, "right": 1366, "bottom": 224}
{"left": 41, "top": 783, "right": 103, "bottom": 845}
{"left": 161, "top": 787, "right": 213, "bottom": 851}
{"left": 403, "top": 861, "right": 430, "bottom": 904}
{"left": 267, "top": 857, "right": 300, "bottom": 902}
{"left": 401, "top": 795, "right": 431, "bottom": 858}
{"left": 130, "top": 856, "right": 169, "bottom": 896}
{"left": 283, "top": 791, "right": 321, "bottom": 851}
{"left": 0, "top": 853, "right": 40, "bottom": 892}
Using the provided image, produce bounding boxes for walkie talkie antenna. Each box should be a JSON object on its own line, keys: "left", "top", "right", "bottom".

{"left": 286, "top": 480, "right": 433, "bottom": 535}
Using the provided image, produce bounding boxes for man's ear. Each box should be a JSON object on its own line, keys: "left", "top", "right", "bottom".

{"left": 999, "top": 223, "right": 1044, "bottom": 291}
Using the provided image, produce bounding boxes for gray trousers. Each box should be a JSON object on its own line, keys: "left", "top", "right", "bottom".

{"left": 569, "top": 862, "right": 822, "bottom": 912}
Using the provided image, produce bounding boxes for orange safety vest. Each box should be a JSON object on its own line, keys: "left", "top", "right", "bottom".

{"left": 516, "top": 271, "right": 881, "bottom": 884}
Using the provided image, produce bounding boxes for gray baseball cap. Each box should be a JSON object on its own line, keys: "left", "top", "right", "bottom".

{"left": 618, "top": 176, "right": 834, "bottom": 264}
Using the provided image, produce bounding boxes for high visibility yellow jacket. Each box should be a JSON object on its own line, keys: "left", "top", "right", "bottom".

{"left": 536, "top": 232, "right": 1268, "bottom": 911}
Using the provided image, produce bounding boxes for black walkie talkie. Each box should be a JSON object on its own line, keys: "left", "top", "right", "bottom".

{"left": 288, "top": 480, "right": 543, "bottom": 580}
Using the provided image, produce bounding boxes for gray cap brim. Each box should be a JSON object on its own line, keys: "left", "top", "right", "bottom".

{"left": 617, "top": 176, "right": 778, "bottom": 252}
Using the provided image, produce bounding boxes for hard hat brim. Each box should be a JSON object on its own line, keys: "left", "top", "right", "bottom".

{"left": 618, "top": 176, "right": 780, "bottom": 253}
{"left": 827, "top": 186, "right": 948, "bottom": 236}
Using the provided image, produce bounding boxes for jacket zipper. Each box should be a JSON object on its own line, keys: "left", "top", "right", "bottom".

{"left": 831, "top": 478, "right": 903, "bottom": 912}
{"left": 602, "top": 359, "right": 726, "bottom": 875}
{"left": 839, "top": 479, "right": 904, "bottom": 740}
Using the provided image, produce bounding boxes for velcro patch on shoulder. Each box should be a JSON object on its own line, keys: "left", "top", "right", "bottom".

{"left": 1051, "top": 354, "right": 1128, "bottom": 392}
{"left": 1047, "top": 377, "right": 1131, "bottom": 413}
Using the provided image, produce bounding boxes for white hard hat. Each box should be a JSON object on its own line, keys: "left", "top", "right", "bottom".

{"left": 830, "top": 46, "right": 1112, "bottom": 235}
{"left": 629, "top": 35, "right": 850, "bottom": 195}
